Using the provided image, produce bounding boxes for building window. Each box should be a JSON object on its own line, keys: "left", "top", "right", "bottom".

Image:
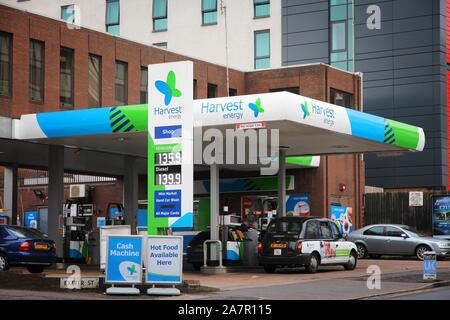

{"left": 193, "top": 79, "right": 197, "bottom": 99}
{"left": 115, "top": 61, "right": 128, "bottom": 105}
{"left": 153, "top": 42, "right": 167, "bottom": 49}
{"left": 60, "top": 47, "right": 74, "bottom": 108}
{"left": 229, "top": 88, "right": 237, "bottom": 96}
{"left": 254, "top": 30, "right": 270, "bottom": 69}
{"left": 207, "top": 83, "right": 217, "bottom": 98}
{"left": 270, "top": 87, "right": 299, "bottom": 94}
{"left": 88, "top": 54, "right": 102, "bottom": 107}
{"left": 29, "top": 40, "right": 44, "bottom": 103}
{"left": 106, "top": 0, "right": 120, "bottom": 35}
{"left": 330, "top": 88, "right": 354, "bottom": 108}
{"left": 153, "top": 0, "right": 168, "bottom": 31}
{"left": 329, "top": 0, "right": 354, "bottom": 71}
{"left": 61, "top": 5, "right": 75, "bottom": 23}
{"left": 254, "top": 0, "right": 270, "bottom": 18}
{"left": 0, "top": 32, "right": 12, "bottom": 97}
{"left": 202, "top": 0, "right": 217, "bottom": 25}
{"left": 140, "top": 67, "right": 148, "bottom": 104}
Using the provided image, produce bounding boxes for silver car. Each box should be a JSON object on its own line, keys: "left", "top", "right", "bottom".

{"left": 348, "top": 224, "right": 450, "bottom": 260}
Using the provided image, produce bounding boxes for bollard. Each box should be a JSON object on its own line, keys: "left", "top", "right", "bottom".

{"left": 423, "top": 251, "right": 437, "bottom": 281}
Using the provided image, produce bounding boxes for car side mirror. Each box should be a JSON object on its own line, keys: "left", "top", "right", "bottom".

{"left": 401, "top": 233, "right": 408, "bottom": 238}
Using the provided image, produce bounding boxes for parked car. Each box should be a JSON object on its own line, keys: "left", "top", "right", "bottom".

{"left": 258, "top": 216, "right": 358, "bottom": 273}
{"left": 0, "top": 225, "right": 57, "bottom": 273}
{"left": 348, "top": 224, "right": 450, "bottom": 260}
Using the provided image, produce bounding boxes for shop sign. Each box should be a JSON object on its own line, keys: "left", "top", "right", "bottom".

{"left": 147, "top": 61, "right": 194, "bottom": 234}
{"left": 330, "top": 205, "right": 353, "bottom": 234}
{"left": 432, "top": 195, "right": 450, "bottom": 236}
{"left": 105, "top": 235, "right": 143, "bottom": 284}
{"left": 409, "top": 192, "right": 423, "bottom": 207}
{"left": 146, "top": 236, "right": 183, "bottom": 284}
{"left": 286, "top": 194, "right": 310, "bottom": 217}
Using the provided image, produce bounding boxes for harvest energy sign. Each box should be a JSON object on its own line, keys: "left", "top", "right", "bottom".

{"left": 147, "top": 61, "right": 194, "bottom": 235}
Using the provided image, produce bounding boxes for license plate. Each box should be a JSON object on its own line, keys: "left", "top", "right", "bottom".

{"left": 194, "top": 247, "right": 203, "bottom": 253}
{"left": 270, "top": 243, "right": 287, "bottom": 249}
{"left": 273, "top": 249, "right": 282, "bottom": 256}
{"left": 35, "top": 243, "right": 48, "bottom": 250}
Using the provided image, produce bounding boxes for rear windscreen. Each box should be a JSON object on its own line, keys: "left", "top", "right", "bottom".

{"left": 6, "top": 226, "right": 46, "bottom": 239}
{"left": 267, "top": 220, "right": 302, "bottom": 235}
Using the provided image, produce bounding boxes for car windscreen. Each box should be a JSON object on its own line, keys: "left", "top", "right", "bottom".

{"left": 402, "top": 226, "right": 426, "bottom": 237}
{"left": 6, "top": 226, "right": 46, "bottom": 239}
{"left": 267, "top": 220, "right": 302, "bottom": 236}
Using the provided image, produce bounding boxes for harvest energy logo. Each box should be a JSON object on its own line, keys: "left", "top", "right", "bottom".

{"left": 248, "top": 97, "right": 264, "bottom": 118}
{"left": 155, "top": 70, "right": 182, "bottom": 106}
{"left": 127, "top": 264, "right": 137, "bottom": 276}
{"left": 300, "top": 101, "right": 310, "bottom": 119}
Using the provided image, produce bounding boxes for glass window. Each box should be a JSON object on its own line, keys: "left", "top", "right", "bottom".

{"left": 320, "top": 221, "right": 333, "bottom": 239}
{"left": 254, "top": 0, "right": 270, "bottom": 18}
{"left": 6, "top": 226, "right": 46, "bottom": 239}
{"left": 331, "top": 21, "right": 346, "bottom": 51}
{"left": 60, "top": 47, "right": 74, "bottom": 108}
{"left": 88, "top": 54, "right": 102, "bottom": 107}
{"left": 385, "top": 226, "right": 404, "bottom": 237}
{"left": 115, "top": 61, "right": 127, "bottom": 105}
{"left": 202, "top": 0, "right": 217, "bottom": 25}
{"left": 228, "top": 88, "right": 237, "bottom": 96}
{"left": 330, "top": 88, "right": 353, "bottom": 108}
{"left": 140, "top": 67, "right": 148, "bottom": 104}
{"left": 305, "top": 220, "right": 321, "bottom": 239}
{"left": 402, "top": 226, "right": 426, "bottom": 237}
{"left": 153, "top": 42, "right": 167, "bottom": 49}
{"left": 0, "top": 32, "right": 12, "bottom": 96}
{"left": 106, "top": 0, "right": 120, "bottom": 35}
{"left": 29, "top": 39, "right": 44, "bottom": 102}
{"left": 193, "top": 79, "right": 197, "bottom": 99}
{"left": 207, "top": 83, "right": 217, "bottom": 98}
{"left": 267, "top": 220, "right": 302, "bottom": 235}
{"left": 254, "top": 30, "right": 270, "bottom": 69}
{"left": 363, "top": 226, "right": 385, "bottom": 236}
{"left": 330, "top": 222, "right": 341, "bottom": 239}
{"left": 61, "top": 5, "right": 75, "bottom": 23}
{"left": 153, "top": 0, "right": 167, "bottom": 31}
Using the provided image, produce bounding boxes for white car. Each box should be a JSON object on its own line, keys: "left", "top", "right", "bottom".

{"left": 258, "top": 217, "right": 358, "bottom": 273}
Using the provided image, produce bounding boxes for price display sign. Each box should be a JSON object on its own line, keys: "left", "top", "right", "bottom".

{"left": 147, "top": 62, "right": 194, "bottom": 235}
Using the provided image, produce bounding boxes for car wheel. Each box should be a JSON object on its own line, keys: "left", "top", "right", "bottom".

{"left": 263, "top": 265, "right": 276, "bottom": 273}
{"left": 0, "top": 253, "right": 9, "bottom": 271}
{"left": 369, "top": 254, "right": 381, "bottom": 259}
{"left": 415, "top": 245, "right": 431, "bottom": 261}
{"left": 26, "top": 265, "right": 44, "bottom": 274}
{"left": 192, "top": 263, "right": 202, "bottom": 271}
{"left": 344, "top": 251, "right": 358, "bottom": 270}
{"left": 356, "top": 244, "right": 368, "bottom": 259}
{"left": 305, "top": 253, "right": 320, "bottom": 274}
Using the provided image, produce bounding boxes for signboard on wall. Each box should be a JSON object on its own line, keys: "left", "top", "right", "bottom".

{"left": 432, "top": 195, "right": 450, "bottom": 237}
{"left": 286, "top": 194, "right": 310, "bottom": 217}
{"left": 330, "top": 205, "right": 353, "bottom": 234}
{"left": 147, "top": 61, "right": 194, "bottom": 235}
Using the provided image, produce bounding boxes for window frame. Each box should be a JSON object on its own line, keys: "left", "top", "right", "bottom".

{"left": 29, "top": 39, "right": 45, "bottom": 103}
{"left": 330, "top": 20, "right": 347, "bottom": 53}
{"left": 363, "top": 226, "right": 385, "bottom": 237}
{"left": 207, "top": 82, "right": 217, "bottom": 98}
{"left": 152, "top": 42, "right": 168, "bottom": 49}
{"left": 330, "top": 88, "right": 354, "bottom": 109}
{"left": 140, "top": 66, "right": 148, "bottom": 104}
{"left": 105, "top": 0, "right": 120, "bottom": 34}
{"left": 202, "top": 0, "right": 218, "bottom": 26}
{"left": 254, "top": 0, "right": 270, "bottom": 19}
{"left": 60, "top": 46, "right": 75, "bottom": 109}
{"left": 61, "top": 4, "right": 75, "bottom": 24}
{"left": 153, "top": 0, "right": 168, "bottom": 32}
{"left": 88, "top": 53, "right": 102, "bottom": 108}
{"left": 228, "top": 87, "right": 237, "bottom": 96}
{"left": 0, "top": 31, "right": 13, "bottom": 97}
{"left": 254, "top": 29, "right": 270, "bottom": 70}
{"left": 304, "top": 220, "right": 321, "bottom": 240}
{"left": 115, "top": 60, "right": 128, "bottom": 105}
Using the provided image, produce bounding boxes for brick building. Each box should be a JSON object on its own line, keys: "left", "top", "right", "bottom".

{"left": 0, "top": 4, "right": 365, "bottom": 230}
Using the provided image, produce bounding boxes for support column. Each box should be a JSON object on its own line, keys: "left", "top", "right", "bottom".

{"left": 277, "top": 148, "right": 287, "bottom": 217}
{"left": 48, "top": 145, "right": 64, "bottom": 258}
{"left": 3, "top": 165, "right": 18, "bottom": 225}
{"left": 210, "top": 163, "right": 220, "bottom": 260}
{"left": 123, "top": 156, "right": 138, "bottom": 233}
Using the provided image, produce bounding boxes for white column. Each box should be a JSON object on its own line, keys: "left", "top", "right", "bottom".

{"left": 277, "top": 148, "right": 286, "bottom": 217}
{"left": 48, "top": 145, "right": 64, "bottom": 258}
{"left": 123, "top": 156, "right": 138, "bottom": 233}
{"left": 3, "top": 165, "right": 18, "bottom": 224}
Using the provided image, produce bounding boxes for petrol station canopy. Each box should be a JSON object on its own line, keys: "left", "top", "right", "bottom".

{"left": 13, "top": 91, "right": 425, "bottom": 166}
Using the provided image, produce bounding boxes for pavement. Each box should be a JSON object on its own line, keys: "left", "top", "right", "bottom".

{"left": 0, "top": 258, "right": 449, "bottom": 300}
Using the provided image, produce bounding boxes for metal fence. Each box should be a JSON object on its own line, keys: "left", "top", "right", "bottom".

{"left": 364, "top": 191, "right": 449, "bottom": 233}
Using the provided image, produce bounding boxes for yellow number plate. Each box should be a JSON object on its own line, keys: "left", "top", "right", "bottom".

{"left": 270, "top": 243, "right": 287, "bottom": 249}
{"left": 35, "top": 243, "right": 48, "bottom": 250}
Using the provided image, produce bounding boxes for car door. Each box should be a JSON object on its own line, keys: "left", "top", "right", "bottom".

{"left": 362, "top": 226, "right": 386, "bottom": 254}
{"left": 384, "top": 226, "right": 413, "bottom": 255}
{"left": 318, "top": 220, "right": 336, "bottom": 264}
